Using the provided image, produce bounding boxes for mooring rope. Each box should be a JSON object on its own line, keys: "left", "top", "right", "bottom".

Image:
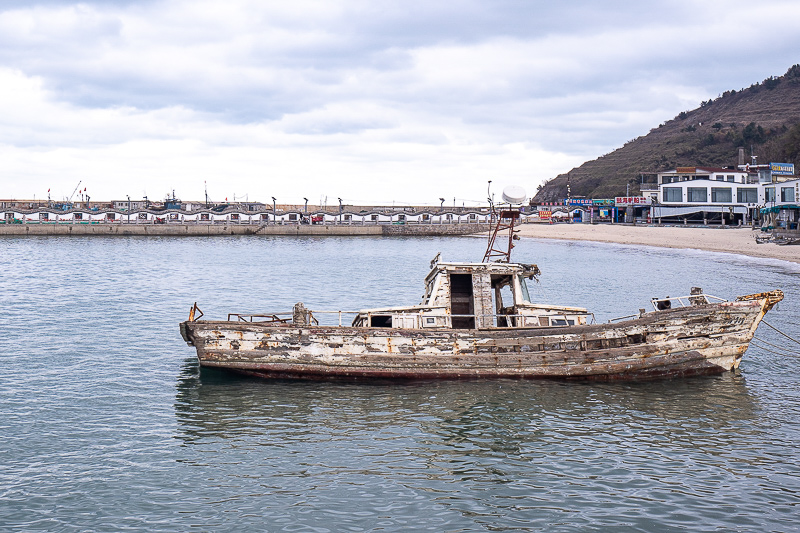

{"left": 750, "top": 338, "right": 800, "bottom": 357}
{"left": 761, "top": 320, "right": 800, "bottom": 346}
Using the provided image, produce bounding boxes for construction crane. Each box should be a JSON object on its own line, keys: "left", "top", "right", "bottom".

{"left": 67, "top": 181, "right": 82, "bottom": 203}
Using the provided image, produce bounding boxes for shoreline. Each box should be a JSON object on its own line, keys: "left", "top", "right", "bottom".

{"left": 513, "top": 223, "right": 800, "bottom": 265}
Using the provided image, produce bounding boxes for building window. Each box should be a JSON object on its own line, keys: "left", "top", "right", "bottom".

{"left": 727, "top": 176, "right": 734, "bottom": 182}
{"left": 765, "top": 187, "right": 776, "bottom": 202}
{"left": 74, "top": 212, "right": 83, "bottom": 220}
{"left": 687, "top": 187, "right": 707, "bottom": 202}
{"left": 397, "top": 214, "right": 406, "bottom": 221}
{"left": 288, "top": 213, "right": 298, "bottom": 221}
{"left": 737, "top": 188, "right": 758, "bottom": 203}
{"left": 39, "top": 212, "right": 49, "bottom": 220}
{"left": 371, "top": 214, "right": 378, "bottom": 221}
{"left": 781, "top": 187, "right": 794, "bottom": 202}
{"left": 663, "top": 187, "right": 682, "bottom": 202}
{"left": 230, "top": 213, "right": 239, "bottom": 221}
{"left": 711, "top": 188, "right": 732, "bottom": 203}
{"left": 422, "top": 214, "right": 430, "bottom": 221}
{"left": 344, "top": 214, "right": 352, "bottom": 221}
{"left": 716, "top": 176, "right": 723, "bottom": 181}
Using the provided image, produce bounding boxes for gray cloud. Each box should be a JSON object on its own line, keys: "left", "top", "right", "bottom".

{"left": 1, "top": 0, "right": 799, "bottom": 202}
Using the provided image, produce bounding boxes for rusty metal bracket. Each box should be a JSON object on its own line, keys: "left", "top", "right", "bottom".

{"left": 188, "top": 302, "right": 204, "bottom": 322}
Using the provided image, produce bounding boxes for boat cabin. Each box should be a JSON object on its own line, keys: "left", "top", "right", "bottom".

{"left": 351, "top": 260, "right": 591, "bottom": 330}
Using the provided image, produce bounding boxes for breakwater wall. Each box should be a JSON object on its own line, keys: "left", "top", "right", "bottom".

{"left": 0, "top": 223, "right": 492, "bottom": 237}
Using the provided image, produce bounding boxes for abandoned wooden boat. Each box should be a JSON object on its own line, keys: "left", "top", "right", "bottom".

{"left": 180, "top": 187, "right": 784, "bottom": 381}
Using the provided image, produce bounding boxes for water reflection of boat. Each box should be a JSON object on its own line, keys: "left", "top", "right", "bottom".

{"left": 173, "top": 361, "right": 759, "bottom": 444}
{"left": 180, "top": 187, "right": 783, "bottom": 381}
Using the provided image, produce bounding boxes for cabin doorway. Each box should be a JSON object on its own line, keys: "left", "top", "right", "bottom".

{"left": 491, "top": 275, "right": 516, "bottom": 327}
{"left": 449, "top": 274, "right": 475, "bottom": 329}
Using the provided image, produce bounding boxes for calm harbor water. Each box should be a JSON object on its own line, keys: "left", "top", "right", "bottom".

{"left": 1, "top": 235, "right": 799, "bottom": 532}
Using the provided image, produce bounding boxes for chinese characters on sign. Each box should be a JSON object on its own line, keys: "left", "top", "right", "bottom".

{"left": 614, "top": 197, "right": 651, "bottom": 205}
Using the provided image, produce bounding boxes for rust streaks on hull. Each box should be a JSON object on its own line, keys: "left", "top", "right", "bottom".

{"left": 181, "top": 296, "right": 772, "bottom": 381}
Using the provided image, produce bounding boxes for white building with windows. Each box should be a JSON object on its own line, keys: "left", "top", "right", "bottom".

{"left": 652, "top": 167, "right": 763, "bottom": 224}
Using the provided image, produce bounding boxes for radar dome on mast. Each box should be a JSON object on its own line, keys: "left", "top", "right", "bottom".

{"left": 501, "top": 185, "right": 527, "bottom": 205}
{"left": 483, "top": 184, "right": 526, "bottom": 263}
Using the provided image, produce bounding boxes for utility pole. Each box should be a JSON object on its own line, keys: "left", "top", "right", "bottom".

{"left": 272, "top": 197, "right": 277, "bottom": 224}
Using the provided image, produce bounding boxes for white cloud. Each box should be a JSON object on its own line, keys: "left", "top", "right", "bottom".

{"left": 1, "top": 0, "right": 799, "bottom": 203}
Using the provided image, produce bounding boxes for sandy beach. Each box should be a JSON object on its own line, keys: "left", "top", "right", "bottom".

{"left": 514, "top": 223, "right": 800, "bottom": 265}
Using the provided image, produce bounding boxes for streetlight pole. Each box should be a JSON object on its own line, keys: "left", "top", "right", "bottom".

{"left": 303, "top": 197, "right": 308, "bottom": 215}
{"left": 272, "top": 197, "right": 277, "bottom": 224}
{"left": 127, "top": 195, "right": 130, "bottom": 224}
{"left": 487, "top": 180, "right": 494, "bottom": 221}
{"left": 338, "top": 198, "right": 342, "bottom": 224}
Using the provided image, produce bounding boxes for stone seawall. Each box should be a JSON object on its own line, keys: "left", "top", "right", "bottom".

{"left": 0, "top": 223, "right": 491, "bottom": 237}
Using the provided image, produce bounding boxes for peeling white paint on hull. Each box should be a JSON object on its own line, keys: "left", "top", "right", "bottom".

{"left": 181, "top": 295, "right": 780, "bottom": 381}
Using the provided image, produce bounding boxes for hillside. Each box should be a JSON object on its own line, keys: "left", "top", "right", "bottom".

{"left": 533, "top": 65, "right": 800, "bottom": 202}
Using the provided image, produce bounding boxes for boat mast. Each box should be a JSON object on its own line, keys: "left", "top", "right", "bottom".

{"left": 482, "top": 185, "right": 526, "bottom": 263}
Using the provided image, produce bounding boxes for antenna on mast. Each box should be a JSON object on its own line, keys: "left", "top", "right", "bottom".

{"left": 483, "top": 185, "right": 526, "bottom": 263}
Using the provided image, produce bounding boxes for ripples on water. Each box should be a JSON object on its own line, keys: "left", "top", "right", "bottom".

{"left": 1, "top": 235, "right": 798, "bottom": 531}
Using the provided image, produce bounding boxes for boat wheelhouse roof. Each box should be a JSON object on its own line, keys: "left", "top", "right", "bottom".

{"left": 424, "top": 261, "right": 540, "bottom": 282}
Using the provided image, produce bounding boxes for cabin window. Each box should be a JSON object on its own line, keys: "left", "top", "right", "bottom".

{"left": 370, "top": 315, "right": 392, "bottom": 328}
{"left": 518, "top": 275, "right": 531, "bottom": 303}
{"left": 550, "top": 318, "right": 575, "bottom": 326}
{"left": 687, "top": 188, "right": 707, "bottom": 202}
{"left": 711, "top": 188, "right": 731, "bottom": 203}
{"left": 663, "top": 187, "right": 681, "bottom": 202}
{"left": 737, "top": 188, "right": 757, "bottom": 203}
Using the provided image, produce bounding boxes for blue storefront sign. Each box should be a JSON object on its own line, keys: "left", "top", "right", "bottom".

{"left": 770, "top": 163, "right": 795, "bottom": 176}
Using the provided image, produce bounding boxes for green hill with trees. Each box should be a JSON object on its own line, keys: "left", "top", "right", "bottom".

{"left": 533, "top": 65, "right": 800, "bottom": 202}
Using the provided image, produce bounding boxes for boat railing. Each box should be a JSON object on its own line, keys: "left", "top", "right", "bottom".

{"left": 607, "top": 313, "right": 641, "bottom": 323}
{"left": 649, "top": 293, "right": 727, "bottom": 312}
{"left": 224, "top": 309, "right": 594, "bottom": 328}
{"left": 307, "top": 310, "right": 361, "bottom": 327}
{"left": 227, "top": 312, "right": 294, "bottom": 324}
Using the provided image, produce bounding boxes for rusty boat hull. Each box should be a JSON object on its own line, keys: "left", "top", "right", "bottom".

{"left": 180, "top": 292, "right": 781, "bottom": 381}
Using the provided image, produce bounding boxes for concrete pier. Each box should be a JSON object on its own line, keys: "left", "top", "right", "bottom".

{"left": 0, "top": 222, "right": 491, "bottom": 237}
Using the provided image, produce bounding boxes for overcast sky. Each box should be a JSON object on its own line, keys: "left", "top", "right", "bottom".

{"left": 1, "top": 0, "right": 799, "bottom": 206}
